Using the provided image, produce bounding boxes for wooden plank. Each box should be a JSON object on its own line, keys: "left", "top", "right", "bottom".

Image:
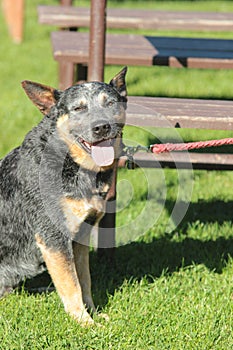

{"left": 119, "top": 152, "right": 233, "bottom": 170}
{"left": 51, "top": 31, "right": 233, "bottom": 69}
{"left": 38, "top": 6, "right": 233, "bottom": 32}
{"left": 38, "top": 6, "right": 90, "bottom": 28}
{"left": 127, "top": 96, "right": 233, "bottom": 130}
{"left": 51, "top": 32, "right": 157, "bottom": 66}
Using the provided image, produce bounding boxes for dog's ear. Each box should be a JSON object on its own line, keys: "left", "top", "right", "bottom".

{"left": 109, "top": 66, "right": 127, "bottom": 101}
{"left": 21, "top": 81, "right": 62, "bottom": 115}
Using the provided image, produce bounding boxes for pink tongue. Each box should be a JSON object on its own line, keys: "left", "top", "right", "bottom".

{"left": 91, "top": 140, "right": 115, "bottom": 166}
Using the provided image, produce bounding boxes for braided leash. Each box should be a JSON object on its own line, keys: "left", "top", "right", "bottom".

{"left": 150, "top": 138, "right": 233, "bottom": 153}
{"left": 123, "top": 138, "right": 233, "bottom": 169}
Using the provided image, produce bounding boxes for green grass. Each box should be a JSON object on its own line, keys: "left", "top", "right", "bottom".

{"left": 2, "top": 265, "right": 233, "bottom": 349}
{"left": 0, "top": 1, "right": 233, "bottom": 349}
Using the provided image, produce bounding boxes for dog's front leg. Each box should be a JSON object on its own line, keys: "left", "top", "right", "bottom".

{"left": 35, "top": 234, "right": 93, "bottom": 325}
{"left": 73, "top": 241, "right": 96, "bottom": 312}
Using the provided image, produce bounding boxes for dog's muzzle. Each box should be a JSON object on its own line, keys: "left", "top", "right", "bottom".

{"left": 91, "top": 121, "right": 111, "bottom": 139}
{"left": 76, "top": 121, "right": 124, "bottom": 167}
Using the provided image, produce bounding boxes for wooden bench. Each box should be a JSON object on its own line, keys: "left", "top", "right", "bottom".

{"left": 50, "top": 26, "right": 233, "bottom": 172}
{"left": 51, "top": 31, "right": 233, "bottom": 89}
{"left": 38, "top": 5, "right": 233, "bottom": 32}
{"left": 97, "top": 95, "right": 233, "bottom": 251}
{"left": 123, "top": 96, "right": 233, "bottom": 171}
{"left": 39, "top": 5, "right": 233, "bottom": 89}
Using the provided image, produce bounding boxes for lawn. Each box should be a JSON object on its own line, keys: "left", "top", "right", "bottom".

{"left": 0, "top": 1, "right": 233, "bottom": 349}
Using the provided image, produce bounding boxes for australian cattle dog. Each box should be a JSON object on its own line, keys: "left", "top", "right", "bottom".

{"left": 0, "top": 67, "right": 127, "bottom": 325}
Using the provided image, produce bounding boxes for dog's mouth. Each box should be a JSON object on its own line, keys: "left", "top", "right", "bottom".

{"left": 78, "top": 138, "right": 117, "bottom": 167}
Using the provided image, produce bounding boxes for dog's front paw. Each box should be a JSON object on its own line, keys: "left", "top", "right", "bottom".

{"left": 69, "top": 308, "right": 95, "bottom": 326}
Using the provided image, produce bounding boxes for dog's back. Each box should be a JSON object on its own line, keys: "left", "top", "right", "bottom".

{"left": 0, "top": 123, "right": 52, "bottom": 296}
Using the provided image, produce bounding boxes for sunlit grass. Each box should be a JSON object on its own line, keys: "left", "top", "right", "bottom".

{"left": 0, "top": 1, "right": 233, "bottom": 349}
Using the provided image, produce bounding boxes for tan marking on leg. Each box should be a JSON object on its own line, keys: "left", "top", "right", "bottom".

{"left": 61, "top": 197, "right": 105, "bottom": 237}
{"left": 35, "top": 233, "right": 93, "bottom": 325}
{"left": 102, "top": 183, "right": 110, "bottom": 193}
{"left": 73, "top": 241, "right": 96, "bottom": 312}
{"left": 73, "top": 241, "right": 109, "bottom": 322}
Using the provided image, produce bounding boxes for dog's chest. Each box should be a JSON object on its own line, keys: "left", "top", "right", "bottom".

{"left": 60, "top": 170, "right": 111, "bottom": 238}
{"left": 61, "top": 195, "right": 106, "bottom": 238}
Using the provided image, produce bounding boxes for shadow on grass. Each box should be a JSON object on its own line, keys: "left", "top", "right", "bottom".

{"left": 163, "top": 199, "right": 233, "bottom": 226}
{"left": 91, "top": 237, "right": 233, "bottom": 307}
{"left": 23, "top": 199, "right": 233, "bottom": 309}
{"left": 90, "top": 199, "right": 233, "bottom": 306}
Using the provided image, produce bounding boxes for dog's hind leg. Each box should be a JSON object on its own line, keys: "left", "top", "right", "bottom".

{"left": 35, "top": 234, "right": 93, "bottom": 325}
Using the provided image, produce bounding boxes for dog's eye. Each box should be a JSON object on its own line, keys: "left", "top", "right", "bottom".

{"left": 106, "top": 101, "right": 114, "bottom": 108}
{"left": 73, "top": 104, "right": 87, "bottom": 112}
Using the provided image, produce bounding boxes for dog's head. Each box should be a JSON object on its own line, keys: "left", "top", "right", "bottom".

{"left": 22, "top": 67, "right": 127, "bottom": 171}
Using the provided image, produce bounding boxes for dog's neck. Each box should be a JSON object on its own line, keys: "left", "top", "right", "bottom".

{"left": 62, "top": 154, "right": 114, "bottom": 200}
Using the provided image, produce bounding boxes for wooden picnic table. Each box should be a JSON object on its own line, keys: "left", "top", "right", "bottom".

{"left": 51, "top": 31, "right": 233, "bottom": 89}
{"left": 38, "top": 5, "right": 233, "bottom": 32}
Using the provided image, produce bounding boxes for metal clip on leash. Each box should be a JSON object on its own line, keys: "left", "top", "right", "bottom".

{"left": 123, "top": 145, "right": 150, "bottom": 170}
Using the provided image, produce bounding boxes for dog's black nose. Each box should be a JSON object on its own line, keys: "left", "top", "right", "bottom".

{"left": 92, "top": 122, "right": 111, "bottom": 137}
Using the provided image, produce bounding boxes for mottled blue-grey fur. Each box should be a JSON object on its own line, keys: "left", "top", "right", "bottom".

{"left": 0, "top": 67, "right": 127, "bottom": 310}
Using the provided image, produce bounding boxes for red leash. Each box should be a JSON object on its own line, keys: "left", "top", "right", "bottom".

{"left": 123, "top": 138, "right": 233, "bottom": 169}
{"left": 150, "top": 138, "right": 233, "bottom": 154}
